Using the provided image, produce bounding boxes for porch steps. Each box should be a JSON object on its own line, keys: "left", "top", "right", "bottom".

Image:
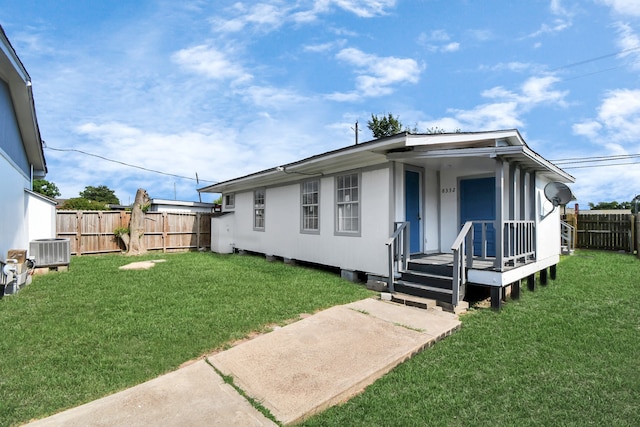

{"left": 394, "top": 256, "right": 461, "bottom": 310}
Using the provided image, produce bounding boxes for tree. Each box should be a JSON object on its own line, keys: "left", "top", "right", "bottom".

{"left": 59, "top": 198, "right": 109, "bottom": 210}
{"left": 588, "top": 201, "right": 632, "bottom": 210}
{"left": 32, "top": 179, "right": 61, "bottom": 198}
{"left": 115, "top": 188, "right": 150, "bottom": 255}
{"left": 367, "top": 113, "right": 404, "bottom": 138}
{"left": 79, "top": 185, "right": 120, "bottom": 205}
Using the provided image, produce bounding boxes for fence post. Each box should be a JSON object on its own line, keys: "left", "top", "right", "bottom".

{"left": 76, "top": 211, "right": 83, "bottom": 256}
{"left": 635, "top": 216, "right": 640, "bottom": 259}
{"left": 162, "top": 212, "right": 168, "bottom": 253}
{"left": 196, "top": 212, "right": 202, "bottom": 249}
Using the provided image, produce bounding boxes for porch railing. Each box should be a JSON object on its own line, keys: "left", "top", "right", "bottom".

{"left": 451, "top": 221, "right": 474, "bottom": 307}
{"left": 385, "top": 221, "right": 410, "bottom": 293}
{"left": 560, "top": 220, "right": 575, "bottom": 253}
{"left": 502, "top": 220, "right": 536, "bottom": 267}
{"left": 453, "top": 219, "right": 537, "bottom": 275}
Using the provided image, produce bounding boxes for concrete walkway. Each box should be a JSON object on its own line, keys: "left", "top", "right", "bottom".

{"left": 25, "top": 298, "right": 461, "bottom": 426}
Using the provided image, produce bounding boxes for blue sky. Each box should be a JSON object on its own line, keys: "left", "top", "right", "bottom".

{"left": 1, "top": 0, "right": 639, "bottom": 207}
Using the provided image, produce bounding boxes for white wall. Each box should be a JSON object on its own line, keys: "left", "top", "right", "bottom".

{"left": 27, "top": 191, "right": 57, "bottom": 241}
{"left": 220, "top": 167, "right": 392, "bottom": 276}
{"left": 0, "top": 150, "right": 30, "bottom": 259}
{"left": 423, "top": 168, "right": 440, "bottom": 253}
{"left": 535, "top": 176, "right": 561, "bottom": 259}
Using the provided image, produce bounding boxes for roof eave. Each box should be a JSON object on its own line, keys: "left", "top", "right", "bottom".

{"left": 0, "top": 26, "right": 47, "bottom": 175}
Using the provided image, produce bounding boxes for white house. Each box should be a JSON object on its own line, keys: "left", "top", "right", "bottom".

{"left": 199, "top": 129, "right": 575, "bottom": 309}
{"left": 1, "top": 26, "right": 54, "bottom": 278}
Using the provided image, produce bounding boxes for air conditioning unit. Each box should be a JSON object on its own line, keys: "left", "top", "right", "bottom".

{"left": 29, "top": 238, "right": 71, "bottom": 268}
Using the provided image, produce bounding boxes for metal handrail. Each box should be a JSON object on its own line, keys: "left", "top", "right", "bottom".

{"left": 385, "top": 221, "right": 410, "bottom": 293}
{"left": 560, "top": 220, "right": 575, "bottom": 252}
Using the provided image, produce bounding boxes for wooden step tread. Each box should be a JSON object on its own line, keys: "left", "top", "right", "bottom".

{"left": 396, "top": 280, "right": 454, "bottom": 295}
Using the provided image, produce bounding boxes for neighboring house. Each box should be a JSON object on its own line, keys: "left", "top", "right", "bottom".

{"left": 149, "top": 198, "right": 216, "bottom": 214}
{"left": 0, "top": 26, "right": 52, "bottom": 264}
{"left": 199, "top": 129, "right": 575, "bottom": 309}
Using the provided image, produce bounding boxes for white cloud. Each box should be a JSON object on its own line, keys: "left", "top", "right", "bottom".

{"left": 327, "top": 47, "right": 422, "bottom": 101}
{"left": 239, "top": 85, "right": 309, "bottom": 109}
{"left": 520, "top": 75, "right": 567, "bottom": 106}
{"left": 571, "top": 88, "right": 640, "bottom": 168}
{"left": 418, "top": 30, "right": 460, "bottom": 53}
{"left": 480, "top": 62, "right": 535, "bottom": 73}
{"left": 450, "top": 102, "right": 523, "bottom": 130}
{"left": 467, "top": 29, "right": 493, "bottom": 41}
{"left": 526, "top": 0, "right": 574, "bottom": 38}
{"left": 614, "top": 22, "right": 640, "bottom": 70}
{"left": 442, "top": 42, "right": 460, "bottom": 52}
{"left": 424, "top": 74, "right": 567, "bottom": 131}
{"left": 332, "top": 0, "right": 397, "bottom": 18}
{"left": 171, "top": 44, "right": 253, "bottom": 84}
{"left": 598, "top": 0, "right": 640, "bottom": 16}
{"left": 572, "top": 121, "right": 603, "bottom": 138}
{"left": 211, "top": 0, "right": 397, "bottom": 31}
{"left": 481, "top": 75, "right": 567, "bottom": 108}
{"left": 597, "top": 89, "right": 640, "bottom": 142}
{"left": 303, "top": 39, "right": 347, "bottom": 53}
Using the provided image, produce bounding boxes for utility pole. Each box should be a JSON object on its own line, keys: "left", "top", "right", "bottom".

{"left": 352, "top": 121, "right": 359, "bottom": 145}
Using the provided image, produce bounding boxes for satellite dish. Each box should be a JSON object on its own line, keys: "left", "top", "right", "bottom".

{"left": 544, "top": 182, "right": 575, "bottom": 207}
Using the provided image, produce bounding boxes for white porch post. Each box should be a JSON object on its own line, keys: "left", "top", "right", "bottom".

{"left": 495, "top": 158, "right": 506, "bottom": 269}
{"left": 528, "top": 171, "right": 536, "bottom": 221}
{"left": 508, "top": 161, "right": 516, "bottom": 221}
{"left": 519, "top": 168, "right": 527, "bottom": 221}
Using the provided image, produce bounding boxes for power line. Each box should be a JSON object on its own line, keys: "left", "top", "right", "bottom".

{"left": 551, "top": 153, "right": 640, "bottom": 164}
{"left": 550, "top": 45, "right": 640, "bottom": 72}
{"left": 562, "top": 160, "right": 640, "bottom": 170}
{"left": 44, "top": 144, "right": 215, "bottom": 183}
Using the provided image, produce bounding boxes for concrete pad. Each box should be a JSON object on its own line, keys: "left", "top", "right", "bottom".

{"left": 208, "top": 298, "right": 461, "bottom": 425}
{"left": 24, "top": 360, "right": 277, "bottom": 427}
{"left": 118, "top": 260, "right": 166, "bottom": 271}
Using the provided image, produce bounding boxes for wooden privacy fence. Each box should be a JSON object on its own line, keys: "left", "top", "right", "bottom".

{"left": 57, "top": 211, "right": 213, "bottom": 255}
{"left": 564, "top": 213, "right": 636, "bottom": 253}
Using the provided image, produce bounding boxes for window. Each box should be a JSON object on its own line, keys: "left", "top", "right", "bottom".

{"left": 301, "top": 180, "right": 320, "bottom": 233}
{"left": 335, "top": 173, "right": 360, "bottom": 235}
{"left": 254, "top": 188, "right": 265, "bottom": 230}
{"left": 224, "top": 193, "right": 235, "bottom": 209}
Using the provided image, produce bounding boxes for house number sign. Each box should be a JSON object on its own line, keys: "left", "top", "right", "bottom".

{"left": 441, "top": 187, "right": 456, "bottom": 194}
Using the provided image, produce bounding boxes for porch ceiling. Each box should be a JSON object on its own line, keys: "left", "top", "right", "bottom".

{"left": 387, "top": 145, "right": 574, "bottom": 183}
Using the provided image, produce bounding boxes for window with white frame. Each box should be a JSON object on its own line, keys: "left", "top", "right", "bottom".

{"left": 301, "top": 180, "right": 320, "bottom": 233}
{"left": 254, "top": 188, "right": 265, "bottom": 230}
{"left": 335, "top": 173, "right": 360, "bottom": 234}
{"left": 224, "top": 193, "right": 235, "bottom": 209}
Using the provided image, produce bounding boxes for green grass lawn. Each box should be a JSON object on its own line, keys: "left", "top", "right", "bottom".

{"left": 302, "top": 250, "right": 640, "bottom": 426}
{"left": 0, "top": 251, "right": 372, "bottom": 426}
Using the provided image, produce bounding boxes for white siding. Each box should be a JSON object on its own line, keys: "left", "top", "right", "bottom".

{"left": 224, "top": 167, "right": 391, "bottom": 276}
{"left": 0, "top": 153, "right": 30, "bottom": 258}
{"left": 535, "top": 177, "right": 562, "bottom": 260}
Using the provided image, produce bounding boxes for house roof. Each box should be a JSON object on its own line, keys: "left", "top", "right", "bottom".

{"left": 0, "top": 25, "right": 47, "bottom": 176}
{"left": 150, "top": 199, "right": 216, "bottom": 208}
{"left": 199, "top": 129, "right": 574, "bottom": 194}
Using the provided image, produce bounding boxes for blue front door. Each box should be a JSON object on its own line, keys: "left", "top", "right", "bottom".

{"left": 460, "top": 177, "right": 496, "bottom": 256}
{"left": 405, "top": 170, "right": 421, "bottom": 253}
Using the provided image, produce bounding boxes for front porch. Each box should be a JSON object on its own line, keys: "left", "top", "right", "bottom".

{"left": 386, "top": 219, "right": 559, "bottom": 310}
{"left": 392, "top": 252, "right": 558, "bottom": 310}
